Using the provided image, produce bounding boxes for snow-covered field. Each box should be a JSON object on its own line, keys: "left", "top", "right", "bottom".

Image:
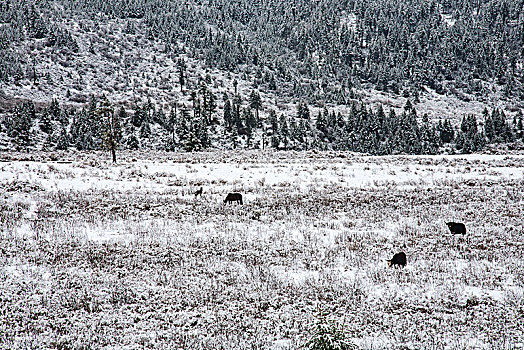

{"left": 1, "top": 151, "right": 523, "bottom": 349}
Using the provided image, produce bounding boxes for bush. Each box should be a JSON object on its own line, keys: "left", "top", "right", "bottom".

{"left": 303, "top": 310, "right": 357, "bottom": 350}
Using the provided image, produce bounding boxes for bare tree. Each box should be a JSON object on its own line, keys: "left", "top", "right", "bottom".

{"left": 98, "top": 96, "right": 119, "bottom": 163}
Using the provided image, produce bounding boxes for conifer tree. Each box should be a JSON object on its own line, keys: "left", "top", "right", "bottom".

{"left": 279, "top": 114, "right": 289, "bottom": 150}
{"left": 178, "top": 58, "right": 186, "bottom": 93}
{"left": 70, "top": 108, "right": 96, "bottom": 150}
{"left": 297, "top": 102, "right": 310, "bottom": 120}
{"left": 515, "top": 110, "right": 523, "bottom": 140}
{"left": 223, "top": 97, "right": 232, "bottom": 131}
{"left": 48, "top": 99, "right": 61, "bottom": 121}
{"left": 126, "top": 126, "right": 140, "bottom": 150}
{"left": 39, "top": 110, "right": 53, "bottom": 134}
{"left": 55, "top": 125, "right": 70, "bottom": 150}
{"left": 298, "top": 119, "right": 309, "bottom": 149}
{"left": 249, "top": 90, "right": 262, "bottom": 124}
{"left": 315, "top": 109, "right": 328, "bottom": 137}
{"left": 268, "top": 110, "right": 279, "bottom": 149}
{"left": 204, "top": 90, "right": 217, "bottom": 125}
{"left": 176, "top": 106, "right": 191, "bottom": 150}
{"left": 175, "top": 104, "right": 209, "bottom": 151}
{"left": 232, "top": 95, "right": 243, "bottom": 133}
{"left": 131, "top": 104, "right": 147, "bottom": 128}
{"left": 420, "top": 114, "right": 439, "bottom": 154}
{"left": 7, "top": 103, "right": 34, "bottom": 148}
{"left": 438, "top": 119, "right": 454, "bottom": 143}
{"left": 245, "top": 108, "right": 257, "bottom": 134}
{"left": 231, "top": 124, "right": 240, "bottom": 149}
{"left": 164, "top": 107, "right": 177, "bottom": 150}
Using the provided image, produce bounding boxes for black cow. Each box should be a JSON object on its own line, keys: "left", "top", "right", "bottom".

{"left": 194, "top": 187, "right": 203, "bottom": 197}
{"left": 446, "top": 222, "right": 466, "bottom": 235}
{"left": 387, "top": 252, "right": 407, "bottom": 267}
{"left": 224, "top": 193, "right": 243, "bottom": 205}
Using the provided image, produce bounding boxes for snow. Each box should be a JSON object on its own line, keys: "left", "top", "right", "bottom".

{"left": 340, "top": 12, "right": 357, "bottom": 33}
{"left": 0, "top": 151, "right": 523, "bottom": 349}
{"left": 441, "top": 13, "right": 456, "bottom": 27}
{"left": 1, "top": 12, "right": 520, "bottom": 136}
{"left": 463, "top": 286, "right": 505, "bottom": 302}
{"left": 1, "top": 154, "right": 521, "bottom": 194}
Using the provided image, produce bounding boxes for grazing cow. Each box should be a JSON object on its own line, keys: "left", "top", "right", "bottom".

{"left": 387, "top": 252, "right": 407, "bottom": 267}
{"left": 224, "top": 192, "right": 243, "bottom": 205}
{"left": 446, "top": 222, "right": 466, "bottom": 235}
{"left": 194, "top": 187, "right": 203, "bottom": 197}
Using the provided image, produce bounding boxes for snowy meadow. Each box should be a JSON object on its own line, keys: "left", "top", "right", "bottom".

{"left": 0, "top": 151, "right": 523, "bottom": 349}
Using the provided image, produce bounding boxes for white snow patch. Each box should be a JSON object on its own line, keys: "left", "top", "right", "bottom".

{"left": 272, "top": 266, "right": 319, "bottom": 286}
{"left": 441, "top": 13, "right": 456, "bottom": 27}
{"left": 340, "top": 12, "right": 357, "bottom": 32}
{"left": 463, "top": 286, "right": 505, "bottom": 302}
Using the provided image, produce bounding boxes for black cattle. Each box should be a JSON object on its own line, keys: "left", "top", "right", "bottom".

{"left": 446, "top": 222, "right": 466, "bottom": 235}
{"left": 194, "top": 187, "right": 203, "bottom": 197}
{"left": 387, "top": 252, "right": 407, "bottom": 267}
{"left": 224, "top": 193, "right": 243, "bottom": 205}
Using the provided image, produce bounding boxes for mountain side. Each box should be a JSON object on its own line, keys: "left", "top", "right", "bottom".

{"left": 0, "top": 0, "right": 523, "bottom": 153}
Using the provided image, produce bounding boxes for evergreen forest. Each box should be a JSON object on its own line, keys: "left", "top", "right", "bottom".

{"left": 0, "top": 0, "right": 523, "bottom": 154}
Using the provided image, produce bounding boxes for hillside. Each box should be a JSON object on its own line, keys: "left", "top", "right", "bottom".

{"left": 0, "top": 0, "right": 523, "bottom": 153}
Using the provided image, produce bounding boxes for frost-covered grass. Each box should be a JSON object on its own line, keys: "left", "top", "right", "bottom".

{"left": 0, "top": 151, "right": 523, "bottom": 349}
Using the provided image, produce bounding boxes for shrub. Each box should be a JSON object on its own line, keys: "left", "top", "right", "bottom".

{"left": 302, "top": 309, "right": 357, "bottom": 350}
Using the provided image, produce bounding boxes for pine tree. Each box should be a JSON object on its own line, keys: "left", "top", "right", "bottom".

{"left": 375, "top": 104, "right": 386, "bottom": 142}
{"left": 249, "top": 90, "right": 262, "bottom": 125}
{"left": 245, "top": 108, "right": 257, "bottom": 134}
{"left": 298, "top": 119, "right": 309, "bottom": 149}
{"left": 399, "top": 107, "right": 421, "bottom": 154}
{"left": 231, "top": 124, "right": 240, "bottom": 149}
{"left": 438, "top": 119, "right": 454, "bottom": 143}
{"left": 515, "top": 110, "right": 523, "bottom": 140}
{"left": 175, "top": 105, "right": 208, "bottom": 151}
{"left": 420, "top": 114, "right": 439, "bottom": 154}
{"left": 115, "top": 107, "right": 125, "bottom": 143}
{"left": 289, "top": 118, "right": 299, "bottom": 149}
{"left": 315, "top": 109, "right": 328, "bottom": 137}
{"left": 131, "top": 105, "right": 147, "bottom": 128}
{"left": 496, "top": 111, "right": 514, "bottom": 143}
{"left": 39, "top": 110, "right": 53, "bottom": 134}
{"left": 297, "top": 101, "right": 310, "bottom": 120}
{"left": 233, "top": 79, "right": 238, "bottom": 95}
{"left": 223, "top": 97, "right": 232, "bottom": 130}
{"left": 279, "top": 114, "right": 289, "bottom": 150}
{"left": 164, "top": 107, "right": 177, "bottom": 150}
{"left": 176, "top": 107, "right": 191, "bottom": 150}
{"left": 126, "top": 126, "right": 140, "bottom": 150}
{"left": 178, "top": 58, "right": 186, "bottom": 93}
{"left": 55, "top": 125, "right": 70, "bottom": 150}
{"left": 232, "top": 95, "right": 243, "bottom": 133}
{"left": 194, "top": 113, "right": 209, "bottom": 149}
{"left": 205, "top": 90, "right": 217, "bottom": 125}
{"left": 269, "top": 75, "right": 277, "bottom": 90}
{"left": 48, "top": 99, "right": 61, "bottom": 121}
{"left": 483, "top": 108, "right": 494, "bottom": 141}
{"left": 140, "top": 120, "right": 152, "bottom": 140}
{"left": 268, "top": 110, "right": 279, "bottom": 149}
{"left": 458, "top": 115, "right": 483, "bottom": 154}
{"left": 70, "top": 108, "right": 96, "bottom": 150}
{"left": 7, "top": 103, "right": 34, "bottom": 148}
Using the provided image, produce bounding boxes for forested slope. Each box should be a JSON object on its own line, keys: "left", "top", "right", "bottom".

{"left": 0, "top": 0, "right": 523, "bottom": 153}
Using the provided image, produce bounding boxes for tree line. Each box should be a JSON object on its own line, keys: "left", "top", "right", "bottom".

{"left": 2, "top": 91, "right": 522, "bottom": 156}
